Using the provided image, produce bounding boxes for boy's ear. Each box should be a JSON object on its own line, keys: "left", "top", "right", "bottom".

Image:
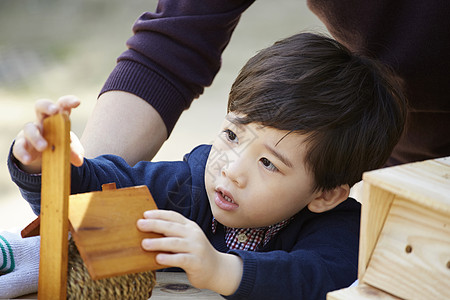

{"left": 307, "top": 184, "right": 350, "bottom": 213}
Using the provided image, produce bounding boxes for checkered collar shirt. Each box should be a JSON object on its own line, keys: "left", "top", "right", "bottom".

{"left": 211, "top": 217, "right": 293, "bottom": 251}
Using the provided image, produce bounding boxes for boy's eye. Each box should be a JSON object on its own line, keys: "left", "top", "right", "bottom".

{"left": 224, "top": 129, "right": 238, "bottom": 143}
{"left": 260, "top": 157, "right": 278, "bottom": 172}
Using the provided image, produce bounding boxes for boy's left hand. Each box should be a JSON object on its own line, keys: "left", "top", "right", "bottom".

{"left": 137, "top": 210, "right": 243, "bottom": 296}
{"left": 12, "top": 95, "right": 84, "bottom": 174}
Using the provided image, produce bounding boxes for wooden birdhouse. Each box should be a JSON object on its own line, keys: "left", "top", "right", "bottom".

{"left": 21, "top": 114, "right": 163, "bottom": 299}
{"left": 327, "top": 156, "right": 450, "bottom": 299}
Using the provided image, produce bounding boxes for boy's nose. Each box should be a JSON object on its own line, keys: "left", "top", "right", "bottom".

{"left": 221, "top": 155, "right": 247, "bottom": 188}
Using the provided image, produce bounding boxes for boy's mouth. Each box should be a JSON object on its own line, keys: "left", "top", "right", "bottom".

{"left": 221, "top": 191, "right": 234, "bottom": 203}
{"left": 214, "top": 188, "right": 239, "bottom": 211}
{"left": 217, "top": 188, "right": 235, "bottom": 204}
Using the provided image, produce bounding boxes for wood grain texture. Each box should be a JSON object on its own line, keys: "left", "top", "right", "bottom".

{"left": 38, "top": 113, "right": 71, "bottom": 300}
{"left": 327, "top": 283, "right": 401, "bottom": 300}
{"left": 362, "top": 157, "right": 450, "bottom": 213}
{"left": 362, "top": 197, "right": 450, "bottom": 299}
{"left": 151, "top": 272, "right": 224, "bottom": 299}
{"left": 69, "top": 185, "right": 165, "bottom": 280}
{"left": 358, "top": 183, "right": 395, "bottom": 278}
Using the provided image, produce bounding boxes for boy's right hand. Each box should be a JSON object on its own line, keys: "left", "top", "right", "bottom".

{"left": 12, "top": 95, "right": 85, "bottom": 174}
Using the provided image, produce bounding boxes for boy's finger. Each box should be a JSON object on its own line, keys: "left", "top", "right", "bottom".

{"left": 137, "top": 218, "right": 186, "bottom": 238}
{"left": 12, "top": 137, "right": 32, "bottom": 164}
{"left": 155, "top": 253, "right": 193, "bottom": 270}
{"left": 35, "top": 99, "right": 59, "bottom": 122}
{"left": 56, "top": 95, "right": 80, "bottom": 113}
{"left": 22, "top": 122, "right": 47, "bottom": 152}
{"left": 141, "top": 236, "right": 189, "bottom": 254}
{"left": 143, "top": 209, "right": 187, "bottom": 224}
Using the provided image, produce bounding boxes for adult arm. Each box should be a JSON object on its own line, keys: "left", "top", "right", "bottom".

{"left": 81, "top": 91, "right": 166, "bottom": 165}
{"left": 82, "top": 0, "right": 254, "bottom": 164}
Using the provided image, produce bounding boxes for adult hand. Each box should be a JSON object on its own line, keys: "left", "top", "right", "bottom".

{"left": 137, "top": 210, "right": 243, "bottom": 296}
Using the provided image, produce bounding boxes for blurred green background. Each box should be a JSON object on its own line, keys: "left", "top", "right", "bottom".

{"left": 0, "top": 0, "right": 326, "bottom": 229}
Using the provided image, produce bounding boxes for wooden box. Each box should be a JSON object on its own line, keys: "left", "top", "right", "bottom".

{"left": 328, "top": 156, "right": 450, "bottom": 300}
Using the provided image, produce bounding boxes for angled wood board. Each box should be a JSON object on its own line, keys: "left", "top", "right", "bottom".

{"left": 69, "top": 183, "right": 166, "bottom": 280}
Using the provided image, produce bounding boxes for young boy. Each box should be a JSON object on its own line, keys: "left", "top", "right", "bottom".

{"left": 6, "top": 33, "right": 406, "bottom": 299}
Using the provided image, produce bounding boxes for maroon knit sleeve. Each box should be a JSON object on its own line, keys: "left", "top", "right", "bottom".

{"left": 100, "top": 0, "right": 254, "bottom": 134}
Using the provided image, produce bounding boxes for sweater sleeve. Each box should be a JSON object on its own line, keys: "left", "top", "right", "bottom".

{"left": 7, "top": 145, "right": 43, "bottom": 216}
{"left": 226, "top": 201, "right": 361, "bottom": 300}
{"left": 8, "top": 142, "right": 211, "bottom": 221}
{"left": 100, "top": 0, "right": 255, "bottom": 134}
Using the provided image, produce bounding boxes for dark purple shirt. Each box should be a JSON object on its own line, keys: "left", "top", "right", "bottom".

{"left": 101, "top": 0, "right": 450, "bottom": 165}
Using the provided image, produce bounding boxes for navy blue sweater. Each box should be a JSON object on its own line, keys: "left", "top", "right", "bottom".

{"left": 9, "top": 144, "right": 360, "bottom": 299}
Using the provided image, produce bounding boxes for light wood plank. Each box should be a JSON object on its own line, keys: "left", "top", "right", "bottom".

{"left": 363, "top": 157, "right": 450, "bottom": 212}
{"left": 327, "top": 283, "right": 401, "bottom": 300}
{"left": 38, "top": 113, "right": 71, "bottom": 300}
{"left": 358, "top": 182, "right": 395, "bottom": 278}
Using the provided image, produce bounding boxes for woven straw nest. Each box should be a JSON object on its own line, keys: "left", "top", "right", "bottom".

{"left": 67, "top": 238, "right": 156, "bottom": 300}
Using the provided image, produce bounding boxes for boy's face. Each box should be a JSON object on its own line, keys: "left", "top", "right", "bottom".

{"left": 205, "top": 113, "right": 321, "bottom": 229}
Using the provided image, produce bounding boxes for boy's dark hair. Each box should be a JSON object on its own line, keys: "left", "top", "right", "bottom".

{"left": 228, "top": 32, "right": 407, "bottom": 191}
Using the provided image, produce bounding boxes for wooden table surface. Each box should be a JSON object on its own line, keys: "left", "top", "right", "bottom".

{"left": 151, "top": 272, "right": 223, "bottom": 299}
{"left": 16, "top": 272, "right": 223, "bottom": 299}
